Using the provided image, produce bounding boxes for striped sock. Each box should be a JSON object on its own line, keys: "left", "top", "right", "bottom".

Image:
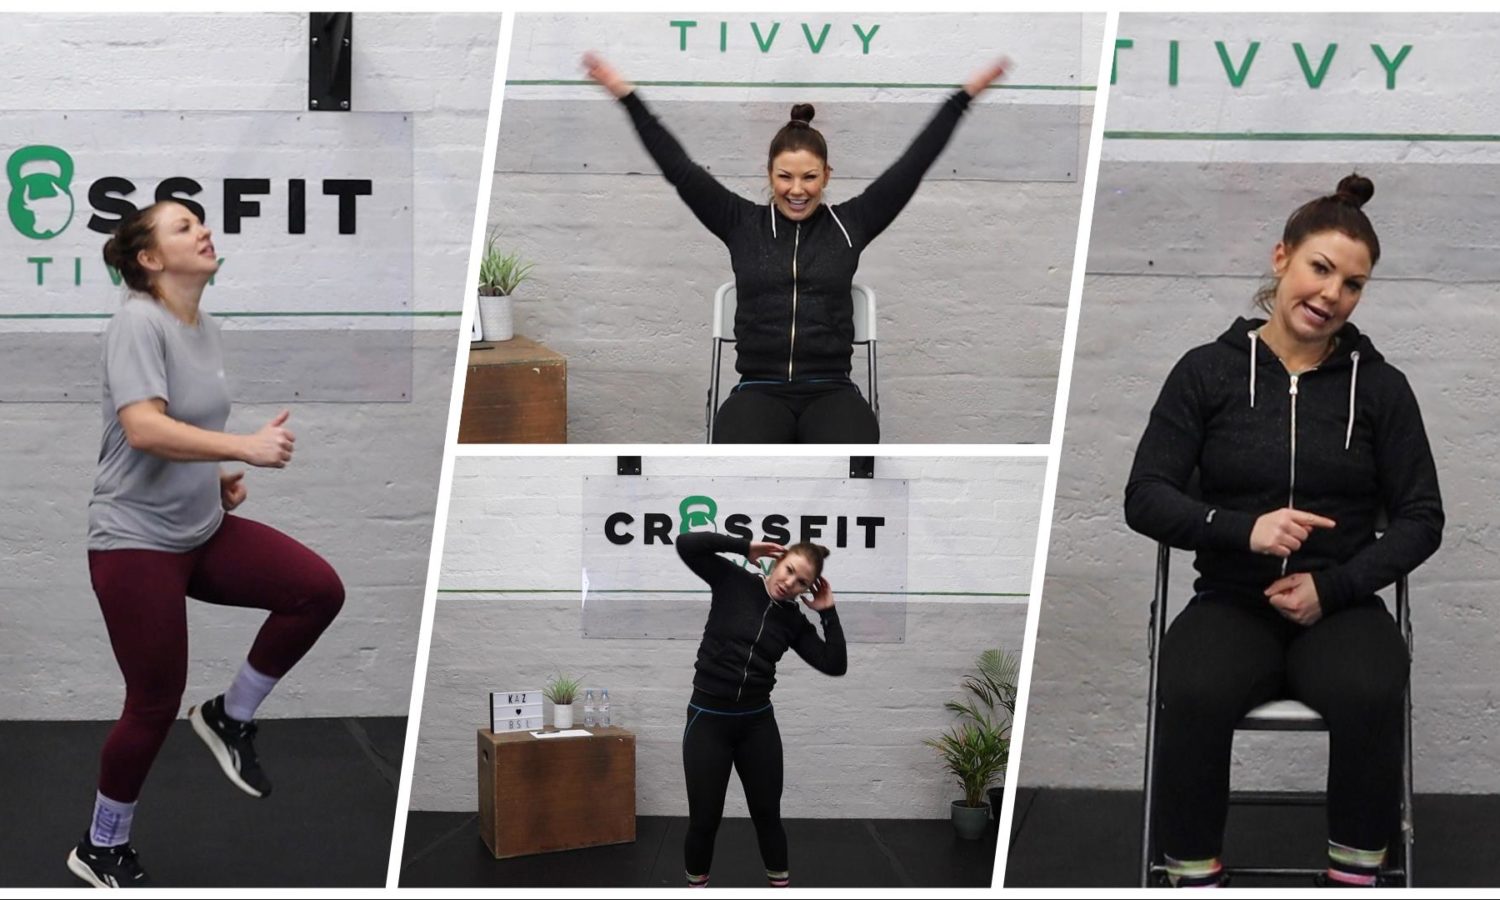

{"left": 1164, "top": 855, "right": 1224, "bottom": 887}
{"left": 767, "top": 869, "right": 790, "bottom": 887}
{"left": 686, "top": 872, "right": 709, "bottom": 888}
{"left": 1327, "top": 841, "right": 1383, "bottom": 886}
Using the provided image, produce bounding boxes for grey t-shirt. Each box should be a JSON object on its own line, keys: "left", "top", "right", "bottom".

{"left": 88, "top": 298, "right": 231, "bottom": 551}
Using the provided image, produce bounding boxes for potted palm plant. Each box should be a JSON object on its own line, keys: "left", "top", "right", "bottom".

{"left": 926, "top": 648, "right": 1020, "bottom": 838}
{"left": 544, "top": 672, "right": 582, "bottom": 729}
{"left": 476, "top": 230, "right": 534, "bottom": 342}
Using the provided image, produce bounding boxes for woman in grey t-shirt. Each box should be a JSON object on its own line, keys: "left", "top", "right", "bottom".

{"left": 67, "top": 201, "right": 345, "bottom": 888}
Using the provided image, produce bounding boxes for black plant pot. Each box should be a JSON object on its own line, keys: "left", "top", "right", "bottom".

{"left": 987, "top": 786, "right": 1005, "bottom": 820}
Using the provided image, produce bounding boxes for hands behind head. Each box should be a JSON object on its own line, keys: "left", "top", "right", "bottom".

{"left": 581, "top": 51, "right": 633, "bottom": 100}
{"left": 747, "top": 541, "right": 786, "bottom": 564}
{"left": 963, "top": 56, "right": 1013, "bottom": 98}
{"left": 803, "top": 576, "right": 835, "bottom": 612}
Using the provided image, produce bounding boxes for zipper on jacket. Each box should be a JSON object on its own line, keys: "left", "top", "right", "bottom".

{"left": 787, "top": 223, "right": 801, "bottom": 380}
{"left": 737, "top": 600, "right": 774, "bottom": 701}
{"left": 1282, "top": 373, "right": 1300, "bottom": 576}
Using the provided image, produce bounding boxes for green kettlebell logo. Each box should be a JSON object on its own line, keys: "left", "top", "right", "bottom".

{"left": 8, "top": 145, "right": 76, "bottom": 240}
{"left": 679, "top": 495, "right": 719, "bottom": 533}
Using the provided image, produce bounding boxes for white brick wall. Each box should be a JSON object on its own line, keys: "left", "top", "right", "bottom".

{"left": 412, "top": 455, "right": 1042, "bottom": 816}
{"left": 0, "top": 13, "right": 498, "bottom": 719}
{"left": 1022, "top": 14, "right": 1500, "bottom": 793}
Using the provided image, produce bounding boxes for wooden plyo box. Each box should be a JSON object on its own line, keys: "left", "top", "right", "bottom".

{"left": 460, "top": 335, "right": 567, "bottom": 443}
{"left": 476, "top": 726, "right": 636, "bottom": 859}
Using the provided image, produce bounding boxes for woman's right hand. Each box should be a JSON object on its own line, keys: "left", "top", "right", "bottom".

{"left": 240, "top": 409, "right": 295, "bottom": 468}
{"left": 582, "top": 51, "right": 634, "bottom": 100}
{"left": 963, "top": 56, "right": 1013, "bottom": 98}
{"left": 1250, "top": 507, "right": 1336, "bottom": 557}
{"left": 747, "top": 541, "right": 786, "bottom": 564}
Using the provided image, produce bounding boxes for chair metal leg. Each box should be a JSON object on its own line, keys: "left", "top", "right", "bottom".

{"left": 1141, "top": 543, "right": 1170, "bottom": 886}
{"left": 706, "top": 339, "right": 723, "bottom": 444}
{"left": 868, "top": 342, "right": 879, "bottom": 423}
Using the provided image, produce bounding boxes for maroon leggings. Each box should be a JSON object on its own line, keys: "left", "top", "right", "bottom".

{"left": 88, "top": 515, "right": 345, "bottom": 802}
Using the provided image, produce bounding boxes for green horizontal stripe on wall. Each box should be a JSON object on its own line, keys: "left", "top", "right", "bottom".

{"left": 510, "top": 78, "right": 1093, "bottom": 92}
{"left": 1105, "top": 130, "right": 1500, "bottom": 143}
{"left": 438, "top": 588, "right": 1028, "bottom": 597}
{"left": 0, "top": 310, "right": 461, "bottom": 320}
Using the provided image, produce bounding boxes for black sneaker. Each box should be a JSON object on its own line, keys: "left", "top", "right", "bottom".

{"left": 189, "top": 695, "right": 272, "bottom": 798}
{"left": 67, "top": 836, "right": 152, "bottom": 887}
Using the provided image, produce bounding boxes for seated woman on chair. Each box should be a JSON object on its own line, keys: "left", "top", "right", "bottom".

{"left": 1124, "top": 174, "right": 1444, "bottom": 887}
{"left": 582, "top": 51, "right": 1009, "bottom": 443}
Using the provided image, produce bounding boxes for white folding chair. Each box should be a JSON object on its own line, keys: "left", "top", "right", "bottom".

{"left": 704, "top": 282, "right": 879, "bottom": 443}
{"left": 1140, "top": 540, "right": 1415, "bottom": 886}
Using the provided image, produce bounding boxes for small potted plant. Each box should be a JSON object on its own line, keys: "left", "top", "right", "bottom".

{"left": 476, "top": 229, "right": 534, "bottom": 342}
{"left": 544, "top": 672, "right": 581, "bottom": 729}
{"left": 926, "top": 648, "right": 1019, "bottom": 838}
{"left": 925, "top": 721, "right": 1009, "bottom": 840}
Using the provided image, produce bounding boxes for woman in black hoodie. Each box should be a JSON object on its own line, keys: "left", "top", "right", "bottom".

{"left": 1124, "top": 174, "right": 1443, "bottom": 887}
{"left": 674, "top": 530, "right": 847, "bottom": 888}
{"left": 583, "top": 52, "right": 1009, "bottom": 443}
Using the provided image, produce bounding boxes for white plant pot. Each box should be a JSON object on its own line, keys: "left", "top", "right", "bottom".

{"left": 477, "top": 293, "right": 514, "bottom": 342}
{"left": 553, "top": 703, "right": 573, "bottom": 729}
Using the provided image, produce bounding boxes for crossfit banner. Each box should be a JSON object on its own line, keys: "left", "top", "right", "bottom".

{"left": 581, "top": 474, "right": 909, "bottom": 643}
{"left": 0, "top": 111, "right": 413, "bottom": 333}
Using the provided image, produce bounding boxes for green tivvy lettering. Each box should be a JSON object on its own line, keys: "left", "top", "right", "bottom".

{"left": 1168, "top": 39, "right": 1178, "bottom": 86}
{"left": 107, "top": 265, "right": 124, "bottom": 287}
{"left": 802, "top": 23, "right": 831, "bottom": 54}
{"left": 670, "top": 20, "right": 696, "bottom": 52}
{"left": 1112, "top": 37, "right": 1133, "bottom": 84}
{"left": 720, "top": 21, "right": 727, "bottom": 53}
{"left": 8, "top": 145, "right": 76, "bottom": 240}
{"left": 27, "top": 257, "right": 50, "bottom": 286}
{"left": 751, "top": 21, "right": 779, "bottom": 53}
{"left": 853, "top": 23, "right": 879, "bottom": 55}
{"left": 1215, "top": 40, "right": 1260, "bottom": 87}
{"left": 1371, "top": 44, "right": 1412, "bottom": 90}
{"left": 1293, "top": 43, "right": 1338, "bottom": 88}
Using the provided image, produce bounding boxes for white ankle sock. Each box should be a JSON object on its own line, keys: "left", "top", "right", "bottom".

{"left": 223, "top": 660, "right": 280, "bottom": 723}
{"left": 90, "top": 791, "right": 135, "bottom": 847}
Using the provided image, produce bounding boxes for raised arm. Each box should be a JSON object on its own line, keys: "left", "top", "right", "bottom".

{"left": 1309, "top": 373, "right": 1444, "bottom": 614}
{"left": 584, "top": 51, "right": 751, "bottom": 242}
{"left": 791, "top": 577, "right": 847, "bottom": 675}
{"left": 836, "top": 57, "right": 1009, "bottom": 243}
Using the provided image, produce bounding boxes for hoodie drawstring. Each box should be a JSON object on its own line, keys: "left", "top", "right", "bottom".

{"left": 1345, "top": 350, "right": 1360, "bottom": 451}
{"left": 770, "top": 204, "right": 852, "bottom": 249}
{"left": 1248, "top": 330, "right": 1258, "bottom": 408}
{"left": 826, "top": 206, "right": 853, "bottom": 248}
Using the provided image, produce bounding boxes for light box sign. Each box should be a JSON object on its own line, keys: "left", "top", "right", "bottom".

{"left": 581, "top": 474, "right": 909, "bottom": 643}
{"left": 1, "top": 111, "right": 414, "bottom": 402}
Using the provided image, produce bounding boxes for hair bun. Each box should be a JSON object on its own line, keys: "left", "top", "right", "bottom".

{"left": 789, "top": 103, "right": 816, "bottom": 125}
{"left": 814, "top": 544, "right": 830, "bottom": 560}
{"left": 1333, "top": 172, "right": 1374, "bottom": 209}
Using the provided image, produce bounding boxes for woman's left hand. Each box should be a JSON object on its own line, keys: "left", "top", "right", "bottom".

{"left": 963, "top": 57, "right": 1013, "bottom": 98}
{"left": 220, "top": 469, "right": 247, "bottom": 511}
{"left": 1265, "top": 572, "right": 1322, "bottom": 626}
{"left": 803, "top": 576, "right": 835, "bottom": 612}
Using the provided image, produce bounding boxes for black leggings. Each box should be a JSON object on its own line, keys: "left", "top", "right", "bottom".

{"left": 1154, "top": 596, "right": 1408, "bottom": 859}
{"left": 682, "top": 700, "right": 786, "bottom": 876}
{"left": 713, "top": 380, "right": 878, "bottom": 444}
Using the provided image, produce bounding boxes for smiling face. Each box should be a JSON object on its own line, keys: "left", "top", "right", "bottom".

{"left": 768, "top": 149, "right": 829, "bottom": 222}
{"left": 766, "top": 550, "right": 817, "bottom": 601}
{"left": 139, "top": 202, "right": 219, "bottom": 281}
{"left": 1268, "top": 230, "right": 1373, "bottom": 343}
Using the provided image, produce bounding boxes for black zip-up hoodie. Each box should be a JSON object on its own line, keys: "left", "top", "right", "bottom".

{"left": 676, "top": 531, "right": 847, "bottom": 706}
{"left": 1124, "top": 317, "right": 1444, "bottom": 615}
{"left": 621, "top": 89, "right": 972, "bottom": 383}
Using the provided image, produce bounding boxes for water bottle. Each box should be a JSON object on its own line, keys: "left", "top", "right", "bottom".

{"left": 583, "top": 688, "right": 596, "bottom": 727}
{"left": 600, "top": 689, "right": 611, "bottom": 727}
